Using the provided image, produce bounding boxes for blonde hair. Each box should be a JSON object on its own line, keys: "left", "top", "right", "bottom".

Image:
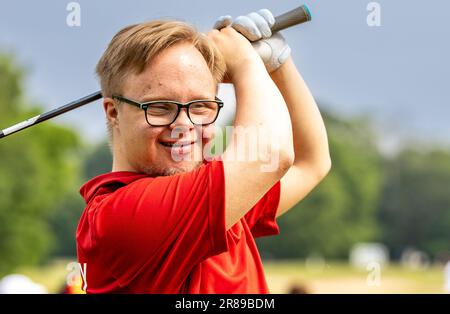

{"left": 96, "top": 20, "right": 226, "bottom": 143}
{"left": 96, "top": 19, "right": 226, "bottom": 98}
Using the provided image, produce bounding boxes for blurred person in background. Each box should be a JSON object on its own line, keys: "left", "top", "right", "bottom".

{"left": 0, "top": 274, "right": 47, "bottom": 294}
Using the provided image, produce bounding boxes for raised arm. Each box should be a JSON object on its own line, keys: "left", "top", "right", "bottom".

{"left": 271, "top": 57, "right": 331, "bottom": 217}
{"left": 208, "top": 27, "right": 294, "bottom": 230}
{"left": 211, "top": 8, "right": 331, "bottom": 220}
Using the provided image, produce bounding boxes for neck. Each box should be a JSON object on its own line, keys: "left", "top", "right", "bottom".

{"left": 111, "top": 141, "right": 136, "bottom": 173}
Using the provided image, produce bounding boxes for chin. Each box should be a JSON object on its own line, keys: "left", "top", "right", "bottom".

{"left": 140, "top": 160, "right": 203, "bottom": 177}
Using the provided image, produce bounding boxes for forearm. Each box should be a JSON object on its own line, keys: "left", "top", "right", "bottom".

{"left": 228, "top": 58, "right": 294, "bottom": 164}
{"left": 270, "top": 57, "right": 331, "bottom": 174}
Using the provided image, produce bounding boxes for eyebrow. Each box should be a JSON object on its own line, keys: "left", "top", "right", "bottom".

{"left": 139, "top": 94, "right": 216, "bottom": 102}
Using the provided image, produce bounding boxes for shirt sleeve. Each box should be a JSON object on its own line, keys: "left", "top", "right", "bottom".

{"left": 92, "top": 160, "right": 227, "bottom": 287}
{"left": 244, "top": 181, "right": 281, "bottom": 238}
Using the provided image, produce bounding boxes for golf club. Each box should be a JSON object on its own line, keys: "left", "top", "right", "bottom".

{"left": 0, "top": 4, "right": 311, "bottom": 139}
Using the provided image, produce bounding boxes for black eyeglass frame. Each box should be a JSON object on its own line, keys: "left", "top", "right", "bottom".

{"left": 112, "top": 94, "right": 224, "bottom": 127}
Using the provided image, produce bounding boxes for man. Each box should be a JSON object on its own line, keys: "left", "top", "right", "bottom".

{"left": 77, "top": 9, "right": 331, "bottom": 293}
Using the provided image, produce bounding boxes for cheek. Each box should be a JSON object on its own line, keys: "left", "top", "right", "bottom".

{"left": 144, "top": 127, "right": 166, "bottom": 152}
{"left": 200, "top": 125, "right": 216, "bottom": 140}
{"left": 119, "top": 110, "right": 144, "bottom": 136}
{"left": 127, "top": 127, "right": 163, "bottom": 162}
{"left": 120, "top": 116, "right": 157, "bottom": 152}
{"left": 199, "top": 125, "right": 217, "bottom": 155}
{"left": 122, "top": 121, "right": 146, "bottom": 146}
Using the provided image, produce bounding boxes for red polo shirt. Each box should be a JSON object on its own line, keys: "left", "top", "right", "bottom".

{"left": 76, "top": 159, "right": 280, "bottom": 293}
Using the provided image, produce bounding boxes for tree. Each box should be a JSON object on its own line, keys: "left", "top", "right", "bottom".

{"left": 378, "top": 148, "right": 450, "bottom": 259}
{"left": 49, "top": 141, "right": 112, "bottom": 257}
{"left": 0, "top": 53, "right": 81, "bottom": 275}
{"left": 257, "top": 111, "right": 383, "bottom": 259}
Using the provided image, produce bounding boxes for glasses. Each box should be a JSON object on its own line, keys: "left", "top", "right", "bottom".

{"left": 112, "top": 95, "right": 224, "bottom": 127}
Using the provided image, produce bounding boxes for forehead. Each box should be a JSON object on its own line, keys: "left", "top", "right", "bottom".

{"left": 124, "top": 43, "right": 216, "bottom": 100}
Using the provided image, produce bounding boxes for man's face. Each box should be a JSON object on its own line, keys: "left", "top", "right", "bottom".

{"left": 112, "top": 42, "right": 217, "bottom": 176}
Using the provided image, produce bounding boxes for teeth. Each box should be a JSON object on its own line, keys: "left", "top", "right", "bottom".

{"left": 161, "top": 141, "right": 194, "bottom": 147}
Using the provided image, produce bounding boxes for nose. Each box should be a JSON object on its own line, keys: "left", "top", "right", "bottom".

{"left": 169, "top": 108, "right": 194, "bottom": 131}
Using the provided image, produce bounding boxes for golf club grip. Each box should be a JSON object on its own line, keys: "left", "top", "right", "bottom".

{"left": 272, "top": 4, "right": 311, "bottom": 33}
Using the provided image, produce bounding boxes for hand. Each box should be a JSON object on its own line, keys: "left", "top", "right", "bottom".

{"left": 214, "top": 9, "right": 291, "bottom": 73}
{"left": 207, "top": 27, "right": 262, "bottom": 82}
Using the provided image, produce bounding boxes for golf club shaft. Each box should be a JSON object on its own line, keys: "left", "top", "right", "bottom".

{"left": 0, "top": 91, "right": 102, "bottom": 139}
{"left": 0, "top": 4, "right": 311, "bottom": 139}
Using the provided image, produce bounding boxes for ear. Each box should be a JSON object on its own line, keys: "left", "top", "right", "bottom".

{"left": 103, "top": 97, "right": 119, "bottom": 128}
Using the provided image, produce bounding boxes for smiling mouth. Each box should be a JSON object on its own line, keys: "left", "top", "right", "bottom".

{"left": 159, "top": 140, "right": 197, "bottom": 148}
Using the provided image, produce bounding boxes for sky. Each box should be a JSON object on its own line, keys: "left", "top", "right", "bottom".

{"left": 0, "top": 0, "right": 449, "bottom": 151}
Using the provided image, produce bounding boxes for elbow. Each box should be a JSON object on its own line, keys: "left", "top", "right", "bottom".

{"left": 316, "top": 155, "right": 332, "bottom": 180}
{"left": 278, "top": 148, "right": 295, "bottom": 174}
{"left": 297, "top": 154, "right": 332, "bottom": 182}
{"left": 256, "top": 147, "right": 293, "bottom": 177}
{"left": 257, "top": 137, "right": 294, "bottom": 175}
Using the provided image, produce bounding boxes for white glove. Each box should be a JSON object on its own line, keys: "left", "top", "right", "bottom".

{"left": 213, "top": 9, "right": 291, "bottom": 73}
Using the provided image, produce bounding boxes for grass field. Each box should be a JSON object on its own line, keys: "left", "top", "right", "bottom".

{"left": 15, "top": 258, "right": 446, "bottom": 294}
{"left": 263, "top": 260, "right": 445, "bottom": 294}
